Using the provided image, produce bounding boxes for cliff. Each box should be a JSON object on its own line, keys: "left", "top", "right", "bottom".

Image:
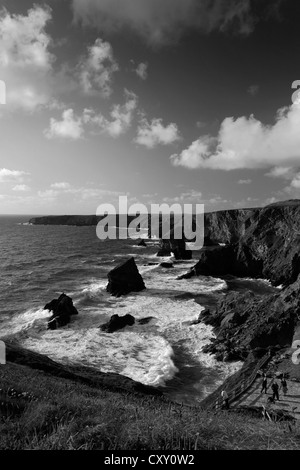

{"left": 29, "top": 215, "right": 137, "bottom": 226}
{"left": 189, "top": 200, "right": 300, "bottom": 286}
{"left": 200, "top": 274, "right": 300, "bottom": 361}
{"left": 30, "top": 200, "right": 300, "bottom": 285}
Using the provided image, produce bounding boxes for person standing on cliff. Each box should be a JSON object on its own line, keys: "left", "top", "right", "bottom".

{"left": 271, "top": 380, "right": 279, "bottom": 401}
{"left": 261, "top": 373, "right": 268, "bottom": 394}
{"left": 280, "top": 375, "right": 288, "bottom": 396}
{"left": 221, "top": 390, "right": 230, "bottom": 409}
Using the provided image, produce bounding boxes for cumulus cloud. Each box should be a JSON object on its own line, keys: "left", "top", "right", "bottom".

{"left": 12, "top": 184, "right": 31, "bottom": 191}
{"left": 44, "top": 109, "right": 84, "bottom": 140}
{"left": 72, "top": 0, "right": 256, "bottom": 46}
{"left": 0, "top": 168, "right": 29, "bottom": 183}
{"left": 135, "top": 117, "right": 180, "bottom": 148}
{"left": 38, "top": 185, "right": 126, "bottom": 202}
{"left": 171, "top": 102, "right": 300, "bottom": 171}
{"left": 45, "top": 90, "right": 137, "bottom": 139}
{"left": 289, "top": 174, "right": 300, "bottom": 189}
{"left": 264, "top": 165, "right": 300, "bottom": 196}
{"left": 78, "top": 38, "right": 118, "bottom": 97}
{"left": 50, "top": 182, "right": 71, "bottom": 189}
{"left": 265, "top": 166, "right": 294, "bottom": 179}
{"left": 83, "top": 89, "right": 137, "bottom": 137}
{"left": 0, "top": 5, "right": 56, "bottom": 110}
{"left": 135, "top": 62, "right": 148, "bottom": 80}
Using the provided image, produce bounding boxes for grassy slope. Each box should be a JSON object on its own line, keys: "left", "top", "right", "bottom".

{"left": 1, "top": 346, "right": 300, "bottom": 450}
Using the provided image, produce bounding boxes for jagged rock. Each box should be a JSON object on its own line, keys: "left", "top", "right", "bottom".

{"left": 156, "top": 239, "right": 192, "bottom": 260}
{"left": 100, "top": 314, "right": 135, "bottom": 333}
{"left": 190, "top": 308, "right": 211, "bottom": 325}
{"left": 156, "top": 242, "right": 171, "bottom": 257}
{"left": 106, "top": 257, "right": 146, "bottom": 296}
{"left": 138, "top": 316, "right": 154, "bottom": 325}
{"left": 201, "top": 276, "right": 300, "bottom": 361}
{"left": 160, "top": 262, "right": 174, "bottom": 268}
{"left": 44, "top": 293, "right": 78, "bottom": 330}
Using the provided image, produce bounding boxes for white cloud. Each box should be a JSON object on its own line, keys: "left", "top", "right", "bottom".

{"left": 163, "top": 190, "right": 203, "bottom": 204}
{"left": 135, "top": 62, "right": 148, "bottom": 80}
{"left": 38, "top": 185, "right": 127, "bottom": 202}
{"left": 265, "top": 166, "right": 294, "bottom": 179}
{"left": 238, "top": 179, "right": 252, "bottom": 184}
{"left": 83, "top": 89, "right": 138, "bottom": 137}
{"left": 45, "top": 90, "right": 137, "bottom": 140}
{"left": 0, "top": 168, "right": 29, "bottom": 183}
{"left": 44, "top": 109, "right": 84, "bottom": 140}
{"left": 50, "top": 182, "right": 71, "bottom": 189}
{"left": 37, "top": 189, "right": 58, "bottom": 200}
{"left": 0, "top": 5, "right": 56, "bottom": 111}
{"left": 290, "top": 174, "right": 300, "bottom": 189}
{"left": 12, "top": 184, "right": 31, "bottom": 191}
{"left": 171, "top": 135, "right": 215, "bottom": 169}
{"left": 78, "top": 38, "right": 118, "bottom": 97}
{"left": 72, "top": 0, "right": 256, "bottom": 46}
{"left": 171, "top": 102, "right": 300, "bottom": 171}
{"left": 135, "top": 117, "right": 180, "bottom": 148}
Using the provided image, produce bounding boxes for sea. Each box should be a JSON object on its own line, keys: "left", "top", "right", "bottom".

{"left": 0, "top": 215, "right": 279, "bottom": 405}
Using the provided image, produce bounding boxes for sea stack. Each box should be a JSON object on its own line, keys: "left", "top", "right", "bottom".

{"left": 106, "top": 257, "right": 146, "bottom": 296}
{"left": 157, "top": 239, "right": 192, "bottom": 260}
{"left": 44, "top": 293, "right": 78, "bottom": 330}
{"left": 100, "top": 314, "right": 135, "bottom": 333}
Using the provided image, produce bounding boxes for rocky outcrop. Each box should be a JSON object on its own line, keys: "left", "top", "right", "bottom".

{"left": 30, "top": 215, "right": 100, "bottom": 226}
{"left": 160, "top": 262, "right": 174, "bottom": 268}
{"left": 203, "top": 208, "right": 258, "bottom": 245}
{"left": 156, "top": 239, "right": 192, "bottom": 260}
{"left": 184, "top": 200, "right": 300, "bottom": 286}
{"left": 100, "top": 314, "right": 135, "bottom": 333}
{"left": 44, "top": 293, "right": 78, "bottom": 330}
{"left": 106, "top": 257, "right": 146, "bottom": 296}
{"left": 29, "top": 214, "right": 142, "bottom": 227}
{"left": 200, "top": 276, "right": 300, "bottom": 361}
{"left": 137, "top": 239, "right": 147, "bottom": 247}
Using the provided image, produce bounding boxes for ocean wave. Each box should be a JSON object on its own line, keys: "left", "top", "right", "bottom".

{"left": 1, "top": 259, "right": 240, "bottom": 402}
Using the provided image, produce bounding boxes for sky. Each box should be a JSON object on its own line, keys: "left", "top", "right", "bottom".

{"left": 0, "top": 0, "right": 300, "bottom": 215}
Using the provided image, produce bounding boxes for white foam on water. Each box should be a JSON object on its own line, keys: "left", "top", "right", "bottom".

{"left": 0, "top": 264, "right": 241, "bottom": 397}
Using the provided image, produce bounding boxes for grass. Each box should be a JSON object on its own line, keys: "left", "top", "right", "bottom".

{"left": 1, "top": 357, "right": 300, "bottom": 450}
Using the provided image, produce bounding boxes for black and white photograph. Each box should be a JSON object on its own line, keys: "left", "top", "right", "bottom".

{"left": 1, "top": 0, "right": 300, "bottom": 455}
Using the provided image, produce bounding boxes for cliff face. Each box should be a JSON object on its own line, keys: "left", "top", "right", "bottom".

{"left": 194, "top": 200, "right": 300, "bottom": 286}
{"left": 203, "top": 208, "right": 258, "bottom": 244}
{"left": 200, "top": 274, "right": 300, "bottom": 361}
{"left": 29, "top": 200, "right": 300, "bottom": 285}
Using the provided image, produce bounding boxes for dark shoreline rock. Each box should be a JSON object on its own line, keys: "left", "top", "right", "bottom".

{"left": 100, "top": 314, "right": 135, "bottom": 333}
{"left": 106, "top": 257, "right": 146, "bottom": 297}
{"left": 199, "top": 276, "right": 300, "bottom": 362}
{"left": 160, "top": 262, "right": 174, "bottom": 268}
{"left": 156, "top": 239, "right": 192, "bottom": 260}
{"left": 44, "top": 293, "right": 78, "bottom": 330}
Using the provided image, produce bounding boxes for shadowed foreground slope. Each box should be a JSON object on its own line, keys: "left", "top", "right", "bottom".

{"left": 1, "top": 344, "right": 300, "bottom": 450}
